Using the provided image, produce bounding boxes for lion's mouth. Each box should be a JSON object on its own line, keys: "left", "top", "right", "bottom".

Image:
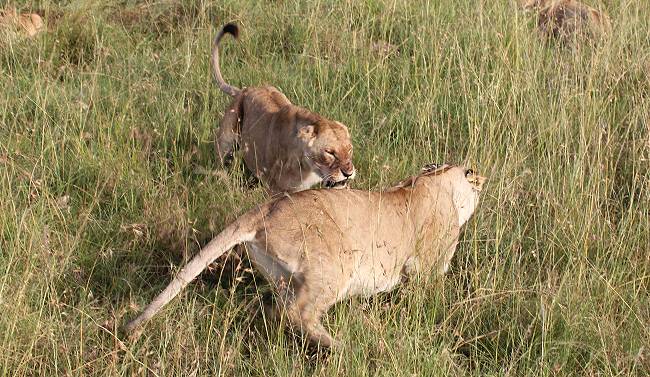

{"left": 324, "top": 179, "right": 349, "bottom": 189}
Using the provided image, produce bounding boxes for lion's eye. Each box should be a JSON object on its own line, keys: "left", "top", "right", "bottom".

{"left": 465, "top": 169, "right": 474, "bottom": 177}
{"left": 325, "top": 150, "right": 336, "bottom": 159}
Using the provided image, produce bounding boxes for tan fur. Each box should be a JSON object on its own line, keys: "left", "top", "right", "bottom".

{"left": 0, "top": 8, "right": 44, "bottom": 37}
{"left": 124, "top": 165, "right": 486, "bottom": 347}
{"left": 523, "top": 0, "right": 611, "bottom": 42}
{"left": 212, "top": 23, "right": 356, "bottom": 193}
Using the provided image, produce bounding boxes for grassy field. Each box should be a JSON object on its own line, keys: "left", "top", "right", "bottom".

{"left": 1, "top": 0, "right": 649, "bottom": 375}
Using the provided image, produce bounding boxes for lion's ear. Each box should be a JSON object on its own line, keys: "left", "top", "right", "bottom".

{"left": 298, "top": 125, "right": 317, "bottom": 144}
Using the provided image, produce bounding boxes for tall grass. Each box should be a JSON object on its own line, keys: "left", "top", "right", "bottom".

{"left": 1, "top": 0, "right": 648, "bottom": 375}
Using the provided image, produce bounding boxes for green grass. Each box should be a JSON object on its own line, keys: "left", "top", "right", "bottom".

{"left": 1, "top": 0, "right": 648, "bottom": 375}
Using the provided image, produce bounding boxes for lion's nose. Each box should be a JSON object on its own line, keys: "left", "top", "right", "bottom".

{"left": 342, "top": 168, "right": 354, "bottom": 178}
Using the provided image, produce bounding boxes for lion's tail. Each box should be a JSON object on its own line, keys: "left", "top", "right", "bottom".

{"left": 124, "top": 214, "right": 256, "bottom": 334}
{"left": 212, "top": 23, "right": 241, "bottom": 97}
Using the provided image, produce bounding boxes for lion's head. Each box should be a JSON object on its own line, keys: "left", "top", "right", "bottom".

{"left": 445, "top": 166, "right": 486, "bottom": 226}
{"left": 399, "top": 164, "right": 486, "bottom": 225}
{"left": 299, "top": 121, "right": 356, "bottom": 188}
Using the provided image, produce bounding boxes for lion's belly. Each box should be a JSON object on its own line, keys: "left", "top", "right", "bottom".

{"left": 343, "top": 252, "right": 406, "bottom": 298}
{"left": 346, "top": 272, "right": 402, "bottom": 298}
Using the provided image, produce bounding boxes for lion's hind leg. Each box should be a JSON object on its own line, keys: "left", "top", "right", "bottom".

{"left": 282, "top": 286, "right": 339, "bottom": 348}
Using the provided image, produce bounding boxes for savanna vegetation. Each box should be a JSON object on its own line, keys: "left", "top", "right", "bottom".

{"left": 1, "top": 0, "right": 648, "bottom": 375}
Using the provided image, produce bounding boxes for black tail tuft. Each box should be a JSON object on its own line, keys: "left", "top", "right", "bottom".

{"left": 223, "top": 23, "right": 239, "bottom": 39}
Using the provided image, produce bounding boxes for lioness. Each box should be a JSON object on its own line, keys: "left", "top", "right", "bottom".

{"left": 125, "top": 164, "right": 486, "bottom": 347}
{"left": 0, "top": 8, "right": 44, "bottom": 37}
{"left": 212, "top": 23, "right": 355, "bottom": 193}
{"left": 523, "top": 0, "right": 611, "bottom": 42}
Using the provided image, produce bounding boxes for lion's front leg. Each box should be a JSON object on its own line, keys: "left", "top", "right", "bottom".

{"left": 436, "top": 239, "right": 459, "bottom": 275}
{"left": 215, "top": 96, "right": 242, "bottom": 166}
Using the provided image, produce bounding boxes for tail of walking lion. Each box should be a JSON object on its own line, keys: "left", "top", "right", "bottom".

{"left": 124, "top": 216, "right": 257, "bottom": 334}
{"left": 212, "top": 23, "right": 241, "bottom": 97}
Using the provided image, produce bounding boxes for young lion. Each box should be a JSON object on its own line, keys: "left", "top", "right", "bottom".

{"left": 0, "top": 8, "right": 44, "bottom": 37}
{"left": 212, "top": 23, "right": 356, "bottom": 193}
{"left": 523, "top": 0, "right": 612, "bottom": 42}
{"left": 124, "top": 164, "right": 486, "bottom": 347}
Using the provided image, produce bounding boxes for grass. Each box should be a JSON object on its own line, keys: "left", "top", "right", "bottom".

{"left": 1, "top": 0, "right": 648, "bottom": 375}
